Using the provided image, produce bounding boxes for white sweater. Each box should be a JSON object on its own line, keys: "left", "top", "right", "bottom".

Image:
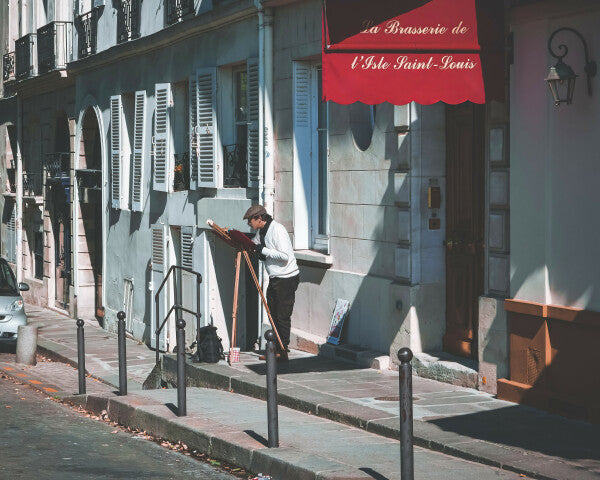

{"left": 252, "top": 220, "right": 299, "bottom": 278}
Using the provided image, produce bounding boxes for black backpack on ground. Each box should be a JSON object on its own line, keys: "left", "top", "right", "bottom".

{"left": 194, "top": 325, "right": 224, "bottom": 363}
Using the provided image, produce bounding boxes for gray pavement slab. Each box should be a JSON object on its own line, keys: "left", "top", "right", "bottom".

{"left": 15, "top": 305, "right": 600, "bottom": 480}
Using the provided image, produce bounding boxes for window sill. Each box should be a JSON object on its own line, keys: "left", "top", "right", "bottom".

{"left": 294, "top": 249, "right": 333, "bottom": 268}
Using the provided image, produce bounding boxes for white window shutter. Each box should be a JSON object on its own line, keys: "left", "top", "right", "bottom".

{"left": 110, "top": 95, "right": 123, "bottom": 209}
{"left": 292, "top": 62, "right": 312, "bottom": 250}
{"left": 196, "top": 68, "right": 218, "bottom": 188}
{"left": 151, "top": 224, "right": 167, "bottom": 351}
{"left": 131, "top": 91, "right": 146, "bottom": 211}
{"left": 180, "top": 226, "right": 194, "bottom": 270}
{"left": 153, "top": 83, "right": 171, "bottom": 192}
{"left": 6, "top": 202, "right": 16, "bottom": 263}
{"left": 247, "top": 58, "right": 260, "bottom": 187}
{"left": 188, "top": 75, "right": 198, "bottom": 189}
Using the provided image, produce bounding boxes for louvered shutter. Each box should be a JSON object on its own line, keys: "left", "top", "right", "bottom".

{"left": 131, "top": 91, "right": 146, "bottom": 211}
{"left": 180, "top": 226, "right": 194, "bottom": 269}
{"left": 180, "top": 226, "right": 196, "bottom": 348}
{"left": 151, "top": 224, "right": 167, "bottom": 351}
{"left": 292, "top": 62, "right": 312, "bottom": 250}
{"left": 6, "top": 202, "right": 16, "bottom": 263}
{"left": 188, "top": 75, "right": 198, "bottom": 189}
{"left": 153, "top": 84, "right": 171, "bottom": 192}
{"left": 196, "top": 68, "right": 218, "bottom": 188}
{"left": 247, "top": 58, "right": 260, "bottom": 187}
{"left": 110, "top": 95, "right": 123, "bottom": 208}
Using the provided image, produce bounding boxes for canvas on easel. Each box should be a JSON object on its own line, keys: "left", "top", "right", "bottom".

{"left": 206, "top": 219, "right": 285, "bottom": 361}
{"left": 327, "top": 299, "right": 350, "bottom": 345}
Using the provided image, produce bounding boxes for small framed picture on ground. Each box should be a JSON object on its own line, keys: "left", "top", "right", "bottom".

{"left": 327, "top": 299, "right": 350, "bottom": 345}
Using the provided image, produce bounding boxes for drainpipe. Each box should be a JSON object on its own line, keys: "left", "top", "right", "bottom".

{"left": 255, "top": 1, "right": 265, "bottom": 210}
{"left": 263, "top": 8, "right": 274, "bottom": 215}
{"left": 15, "top": 97, "right": 22, "bottom": 282}
{"left": 255, "top": 1, "right": 275, "bottom": 348}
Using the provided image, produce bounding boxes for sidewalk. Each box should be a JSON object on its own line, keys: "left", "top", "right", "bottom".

{"left": 7, "top": 306, "right": 600, "bottom": 480}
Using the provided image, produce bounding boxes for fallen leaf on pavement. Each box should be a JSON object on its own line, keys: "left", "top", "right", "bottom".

{"left": 111, "top": 430, "right": 119, "bottom": 434}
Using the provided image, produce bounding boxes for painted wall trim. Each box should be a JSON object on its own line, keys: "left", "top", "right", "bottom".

{"left": 505, "top": 298, "right": 600, "bottom": 326}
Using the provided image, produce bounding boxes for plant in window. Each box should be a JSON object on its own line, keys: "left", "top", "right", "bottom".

{"left": 173, "top": 153, "right": 190, "bottom": 191}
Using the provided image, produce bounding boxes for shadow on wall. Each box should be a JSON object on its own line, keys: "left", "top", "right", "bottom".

{"left": 296, "top": 101, "right": 411, "bottom": 354}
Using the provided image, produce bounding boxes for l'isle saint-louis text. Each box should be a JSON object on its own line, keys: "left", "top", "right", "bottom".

{"left": 350, "top": 55, "right": 477, "bottom": 71}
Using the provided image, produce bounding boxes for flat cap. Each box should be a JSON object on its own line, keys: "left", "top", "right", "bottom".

{"left": 243, "top": 204, "right": 267, "bottom": 220}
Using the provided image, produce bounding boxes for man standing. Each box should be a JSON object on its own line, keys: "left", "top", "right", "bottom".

{"left": 244, "top": 205, "right": 299, "bottom": 361}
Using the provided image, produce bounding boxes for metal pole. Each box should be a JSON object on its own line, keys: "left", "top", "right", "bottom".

{"left": 176, "top": 318, "right": 186, "bottom": 417}
{"left": 76, "top": 319, "right": 86, "bottom": 395}
{"left": 265, "top": 329, "right": 279, "bottom": 448}
{"left": 155, "top": 295, "right": 160, "bottom": 366}
{"left": 398, "top": 348, "right": 414, "bottom": 480}
{"left": 117, "top": 311, "right": 127, "bottom": 396}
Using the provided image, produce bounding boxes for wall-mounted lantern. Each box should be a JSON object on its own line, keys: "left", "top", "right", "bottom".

{"left": 545, "top": 27, "right": 596, "bottom": 106}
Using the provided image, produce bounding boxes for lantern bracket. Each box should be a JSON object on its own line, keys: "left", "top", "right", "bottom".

{"left": 548, "top": 27, "right": 596, "bottom": 97}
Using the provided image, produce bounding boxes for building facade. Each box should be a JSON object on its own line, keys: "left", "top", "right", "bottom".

{"left": 0, "top": 0, "right": 597, "bottom": 421}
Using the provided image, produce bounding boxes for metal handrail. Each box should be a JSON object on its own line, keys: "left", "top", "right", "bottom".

{"left": 154, "top": 264, "right": 202, "bottom": 365}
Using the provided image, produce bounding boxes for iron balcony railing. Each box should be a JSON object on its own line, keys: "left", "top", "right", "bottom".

{"left": 3, "top": 52, "right": 15, "bottom": 82}
{"left": 75, "top": 169, "right": 102, "bottom": 190}
{"left": 173, "top": 152, "right": 190, "bottom": 191}
{"left": 44, "top": 152, "right": 70, "bottom": 180}
{"left": 77, "top": 10, "right": 98, "bottom": 59}
{"left": 166, "top": 0, "right": 195, "bottom": 25}
{"left": 23, "top": 172, "right": 43, "bottom": 197}
{"left": 223, "top": 143, "right": 247, "bottom": 188}
{"left": 37, "top": 21, "right": 72, "bottom": 74}
{"left": 15, "top": 33, "right": 38, "bottom": 80}
{"left": 118, "top": 0, "right": 141, "bottom": 43}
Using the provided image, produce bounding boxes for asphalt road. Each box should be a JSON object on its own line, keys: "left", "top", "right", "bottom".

{"left": 0, "top": 375, "right": 240, "bottom": 480}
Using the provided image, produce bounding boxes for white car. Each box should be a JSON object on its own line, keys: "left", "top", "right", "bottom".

{"left": 0, "top": 258, "right": 29, "bottom": 341}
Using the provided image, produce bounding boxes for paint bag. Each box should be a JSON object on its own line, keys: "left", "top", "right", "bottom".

{"left": 195, "top": 325, "right": 224, "bottom": 363}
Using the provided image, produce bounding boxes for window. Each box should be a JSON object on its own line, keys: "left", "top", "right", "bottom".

{"left": 0, "top": 260, "right": 18, "bottom": 294}
{"left": 34, "top": 231, "right": 43, "bottom": 279}
{"left": 217, "top": 60, "right": 259, "bottom": 189}
{"left": 293, "top": 62, "right": 329, "bottom": 252}
{"left": 223, "top": 66, "right": 248, "bottom": 187}
{"left": 172, "top": 80, "right": 190, "bottom": 191}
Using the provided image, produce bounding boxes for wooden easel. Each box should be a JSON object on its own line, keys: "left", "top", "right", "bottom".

{"left": 207, "top": 220, "right": 285, "bottom": 359}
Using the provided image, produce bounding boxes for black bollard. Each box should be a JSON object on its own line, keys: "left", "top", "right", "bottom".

{"left": 76, "top": 319, "right": 86, "bottom": 395}
{"left": 117, "top": 311, "right": 127, "bottom": 396}
{"left": 264, "top": 329, "right": 279, "bottom": 448}
{"left": 398, "top": 347, "right": 414, "bottom": 480}
{"left": 176, "top": 318, "right": 187, "bottom": 417}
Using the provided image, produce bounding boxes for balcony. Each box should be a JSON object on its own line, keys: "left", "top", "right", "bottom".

{"left": 118, "top": 0, "right": 141, "bottom": 43}
{"left": 166, "top": 0, "right": 195, "bottom": 25}
{"left": 3, "top": 52, "right": 15, "bottom": 82}
{"left": 173, "top": 152, "right": 190, "bottom": 191}
{"left": 77, "top": 10, "right": 98, "bottom": 59}
{"left": 37, "top": 22, "right": 72, "bottom": 74}
{"left": 23, "top": 172, "right": 43, "bottom": 199}
{"left": 15, "top": 34, "right": 38, "bottom": 80}
{"left": 223, "top": 143, "right": 247, "bottom": 188}
{"left": 75, "top": 168, "right": 102, "bottom": 190}
{"left": 44, "top": 152, "right": 70, "bottom": 182}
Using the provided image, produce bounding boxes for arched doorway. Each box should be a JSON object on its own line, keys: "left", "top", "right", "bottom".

{"left": 48, "top": 112, "right": 71, "bottom": 310}
{"left": 76, "top": 107, "right": 103, "bottom": 321}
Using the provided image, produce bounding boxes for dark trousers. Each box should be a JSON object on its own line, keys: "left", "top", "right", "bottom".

{"left": 266, "top": 274, "right": 299, "bottom": 350}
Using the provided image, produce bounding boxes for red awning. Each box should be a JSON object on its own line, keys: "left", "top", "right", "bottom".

{"left": 322, "top": 0, "right": 505, "bottom": 105}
